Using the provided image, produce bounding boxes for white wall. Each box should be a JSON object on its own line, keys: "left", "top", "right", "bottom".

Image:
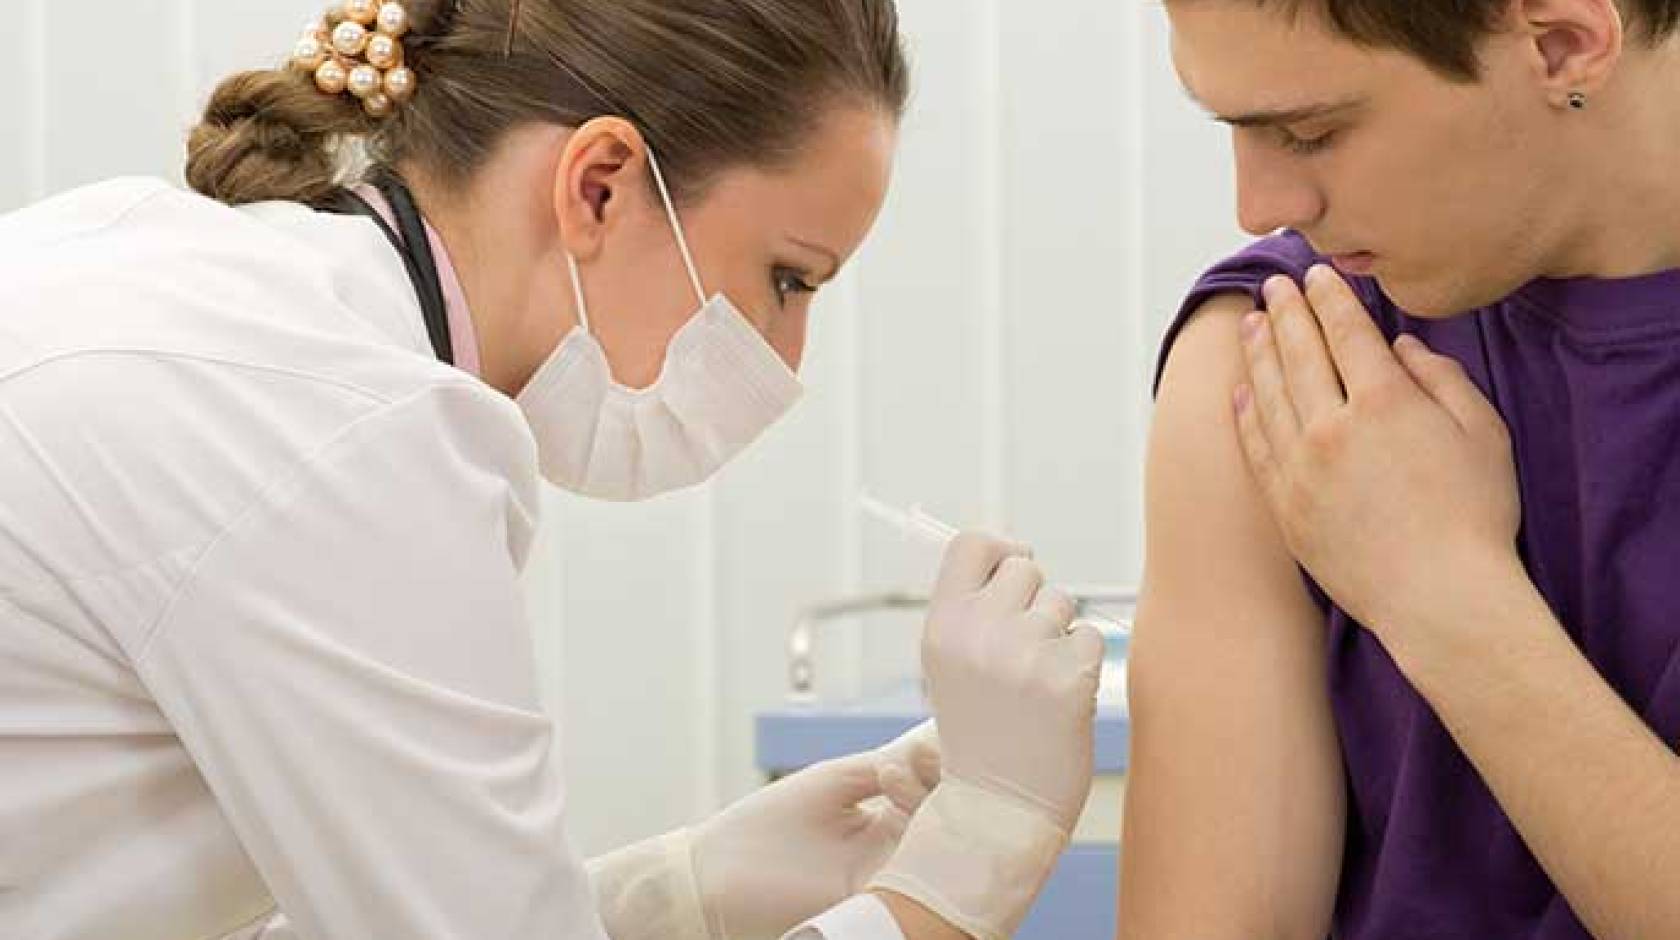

{"left": 2, "top": 0, "right": 1245, "bottom": 856}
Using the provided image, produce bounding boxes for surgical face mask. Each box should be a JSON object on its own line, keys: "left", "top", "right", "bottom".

{"left": 515, "top": 150, "right": 804, "bottom": 501}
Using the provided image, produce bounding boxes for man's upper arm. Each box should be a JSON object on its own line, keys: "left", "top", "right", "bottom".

{"left": 1119, "top": 294, "right": 1345, "bottom": 940}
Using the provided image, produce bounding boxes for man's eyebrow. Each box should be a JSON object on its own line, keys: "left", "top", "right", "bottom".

{"left": 1214, "top": 98, "right": 1366, "bottom": 128}
{"left": 1179, "top": 80, "right": 1367, "bottom": 127}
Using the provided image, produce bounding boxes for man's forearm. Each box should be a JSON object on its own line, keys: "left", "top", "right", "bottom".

{"left": 1389, "top": 564, "right": 1680, "bottom": 940}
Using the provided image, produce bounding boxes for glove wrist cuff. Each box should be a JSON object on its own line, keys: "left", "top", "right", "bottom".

{"left": 867, "top": 777, "right": 1069, "bottom": 940}
{"left": 587, "top": 828, "right": 713, "bottom": 940}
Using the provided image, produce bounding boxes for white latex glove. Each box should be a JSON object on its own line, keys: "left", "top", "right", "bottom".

{"left": 873, "top": 719, "right": 942, "bottom": 816}
{"left": 589, "top": 723, "right": 943, "bottom": 940}
{"left": 870, "top": 532, "right": 1105, "bottom": 940}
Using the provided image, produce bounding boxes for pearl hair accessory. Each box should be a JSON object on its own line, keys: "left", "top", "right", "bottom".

{"left": 291, "top": 1, "right": 418, "bottom": 117}
{"left": 344, "top": 0, "right": 378, "bottom": 25}
{"left": 366, "top": 32, "right": 402, "bottom": 69}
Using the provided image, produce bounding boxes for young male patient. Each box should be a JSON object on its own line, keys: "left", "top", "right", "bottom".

{"left": 1124, "top": 2, "right": 1680, "bottom": 939}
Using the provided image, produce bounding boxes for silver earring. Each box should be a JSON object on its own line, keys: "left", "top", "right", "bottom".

{"left": 1567, "top": 91, "right": 1588, "bottom": 110}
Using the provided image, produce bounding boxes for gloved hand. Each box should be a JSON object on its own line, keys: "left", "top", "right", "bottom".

{"left": 872, "top": 719, "right": 942, "bottom": 816}
{"left": 588, "top": 722, "right": 943, "bottom": 940}
{"left": 870, "top": 532, "right": 1106, "bottom": 940}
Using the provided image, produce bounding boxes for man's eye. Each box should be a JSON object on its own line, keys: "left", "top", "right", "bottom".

{"left": 1280, "top": 128, "right": 1337, "bottom": 155}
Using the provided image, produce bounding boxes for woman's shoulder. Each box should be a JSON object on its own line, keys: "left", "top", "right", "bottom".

{"left": 0, "top": 180, "right": 531, "bottom": 584}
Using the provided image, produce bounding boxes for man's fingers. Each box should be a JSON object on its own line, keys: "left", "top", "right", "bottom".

{"left": 1394, "top": 334, "right": 1508, "bottom": 438}
{"left": 1234, "top": 382, "right": 1284, "bottom": 509}
{"left": 1241, "top": 311, "right": 1302, "bottom": 452}
{"left": 1262, "top": 274, "right": 1345, "bottom": 421}
{"left": 1302, "top": 264, "right": 1407, "bottom": 398}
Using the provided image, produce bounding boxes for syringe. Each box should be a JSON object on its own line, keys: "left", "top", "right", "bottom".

{"left": 857, "top": 493, "right": 1132, "bottom": 634}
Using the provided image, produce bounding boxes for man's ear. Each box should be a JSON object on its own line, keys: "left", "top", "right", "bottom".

{"left": 1511, "top": 0, "right": 1624, "bottom": 107}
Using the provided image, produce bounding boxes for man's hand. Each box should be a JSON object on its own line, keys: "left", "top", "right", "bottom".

{"left": 1233, "top": 264, "right": 1523, "bottom": 652}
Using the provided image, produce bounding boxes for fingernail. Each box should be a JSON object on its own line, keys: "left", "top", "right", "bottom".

{"left": 1394, "top": 333, "right": 1421, "bottom": 352}
{"left": 1241, "top": 311, "right": 1266, "bottom": 343}
{"left": 1262, "top": 275, "right": 1292, "bottom": 303}
{"left": 1233, "top": 383, "right": 1252, "bottom": 412}
{"left": 1306, "top": 264, "right": 1334, "bottom": 287}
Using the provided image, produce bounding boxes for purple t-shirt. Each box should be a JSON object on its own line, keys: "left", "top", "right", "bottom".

{"left": 1158, "top": 231, "right": 1680, "bottom": 940}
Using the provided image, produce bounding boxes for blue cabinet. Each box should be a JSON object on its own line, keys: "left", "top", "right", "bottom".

{"left": 1021, "top": 847, "right": 1119, "bottom": 940}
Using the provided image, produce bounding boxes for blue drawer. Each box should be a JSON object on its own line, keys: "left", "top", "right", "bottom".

{"left": 1020, "top": 846, "right": 1119, "bottom": 940}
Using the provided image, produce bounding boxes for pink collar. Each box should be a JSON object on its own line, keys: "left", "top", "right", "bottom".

{"left": 351, "top": 183, "right": 483, "bottom": 378}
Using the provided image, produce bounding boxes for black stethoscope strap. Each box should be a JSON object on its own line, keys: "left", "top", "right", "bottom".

{"left": 316, "top": 170, "right": 455, "bottom": 366}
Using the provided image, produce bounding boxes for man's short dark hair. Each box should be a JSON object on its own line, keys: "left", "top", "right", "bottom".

{"left": 1246, "top": 0, "right": 1680, "bottom": 80}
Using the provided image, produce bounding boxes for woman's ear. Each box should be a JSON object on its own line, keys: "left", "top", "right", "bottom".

{"left": 552, "top": 116, "right": 647, "bottom": 263}
{"left": 1513, "top": 0, "right": 1623, "bottom": 106}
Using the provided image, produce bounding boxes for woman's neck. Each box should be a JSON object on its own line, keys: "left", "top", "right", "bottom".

{"left": 399, "top": 131, "right": 580, "bottom": 398}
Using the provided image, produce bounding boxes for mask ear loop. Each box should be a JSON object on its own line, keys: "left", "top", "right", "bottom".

{"left": 564, "top": 144, "right": 701, "bottom": 337}
{"left": 565, "top": 254, "right": 594, "bottom": 334}
{"left": 645, "top": 148, "right": 709, "bottom": 307}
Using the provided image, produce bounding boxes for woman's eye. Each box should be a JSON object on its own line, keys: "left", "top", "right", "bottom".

{"left": 772, "top": 267, "right": 818, "bottom": 305}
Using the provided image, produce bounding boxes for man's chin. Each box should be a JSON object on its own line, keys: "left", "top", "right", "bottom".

{"left": 1371, "top": 271, "right": 1490, "bottom": 321}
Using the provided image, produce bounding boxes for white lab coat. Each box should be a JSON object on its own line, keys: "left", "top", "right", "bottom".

{"left": 0, "top": 179, "right": 899, "bottom": 940}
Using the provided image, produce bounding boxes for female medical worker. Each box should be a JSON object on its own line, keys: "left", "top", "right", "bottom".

{"left": 0, "top": 1, "right": 1107, "bottom": 939}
